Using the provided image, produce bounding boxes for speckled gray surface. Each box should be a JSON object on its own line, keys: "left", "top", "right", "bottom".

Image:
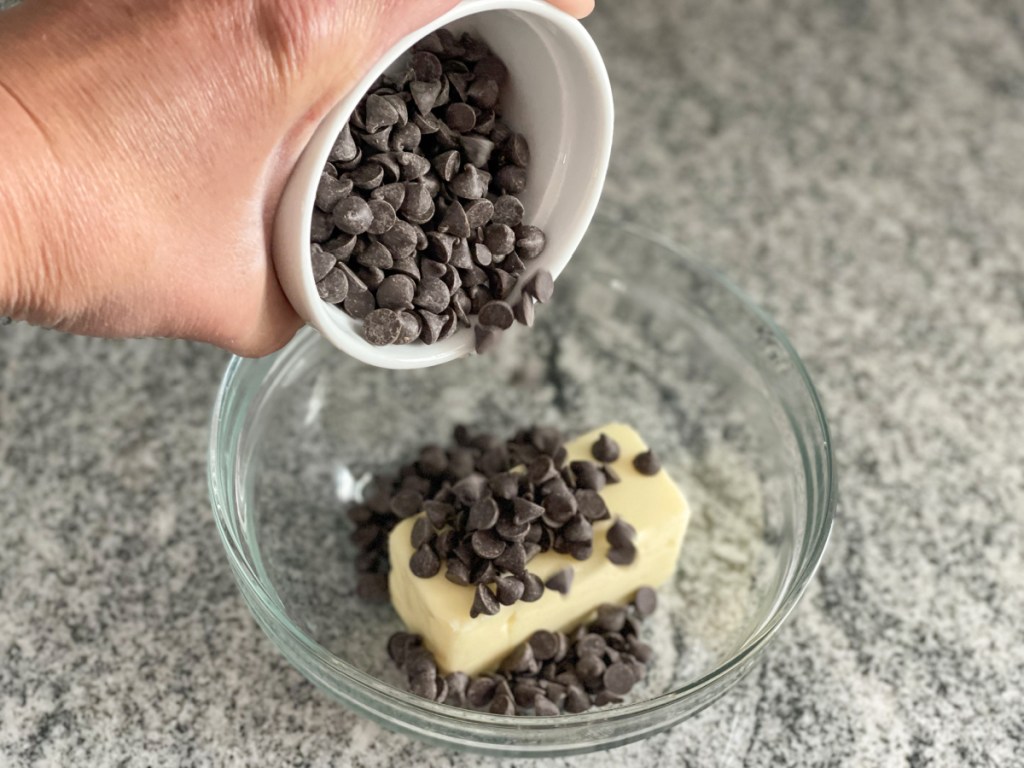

{"left": 2, "top": 0, "right": 1023, "bottom": 765}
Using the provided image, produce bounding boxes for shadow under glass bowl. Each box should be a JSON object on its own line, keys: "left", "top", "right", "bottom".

{"left": 208, "top": 218, "right": 835, "bottom": 757}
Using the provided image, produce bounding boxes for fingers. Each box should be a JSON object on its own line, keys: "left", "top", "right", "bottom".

{"left": 547, "top": 0, "right": 595, "bottom": 18}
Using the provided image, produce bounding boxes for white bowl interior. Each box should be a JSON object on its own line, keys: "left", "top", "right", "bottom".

{"left": 273, "top": 0, "right": 613, "bottom": 369}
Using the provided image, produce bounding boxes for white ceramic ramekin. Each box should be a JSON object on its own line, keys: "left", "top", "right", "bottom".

{"left": 272, "top": 0, "right": 613, "bottom": 369}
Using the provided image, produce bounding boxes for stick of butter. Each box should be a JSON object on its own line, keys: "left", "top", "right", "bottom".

{"left": 388, "top": 423, "right": 690, "bottom": 675}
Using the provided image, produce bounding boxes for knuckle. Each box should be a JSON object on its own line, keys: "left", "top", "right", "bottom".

{"left": 253, "top": 0, "right": 321, "bottom": 77}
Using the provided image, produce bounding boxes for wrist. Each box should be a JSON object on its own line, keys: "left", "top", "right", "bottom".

{"left": 0, "top": 18, "right": 55, "bottom": 323}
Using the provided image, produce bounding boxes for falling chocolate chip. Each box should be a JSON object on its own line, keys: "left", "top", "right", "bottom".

{"left": 523, "top": 269, "right": 554, "bottom": 302}
{"left": 545, "top": 567, "right": 573, "bottom": 595}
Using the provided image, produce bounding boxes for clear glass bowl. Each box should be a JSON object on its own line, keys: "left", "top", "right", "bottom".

{"left": 208, "top": 219, "right": 835, "bottom": 756}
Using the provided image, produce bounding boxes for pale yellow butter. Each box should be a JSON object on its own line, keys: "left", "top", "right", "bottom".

{"left": 388, "top": 423, "right": 690, "bottom": 675}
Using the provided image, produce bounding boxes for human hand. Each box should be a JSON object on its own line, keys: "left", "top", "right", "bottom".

{"left": 0, "top": 0, "right": 593, "bottom": 355}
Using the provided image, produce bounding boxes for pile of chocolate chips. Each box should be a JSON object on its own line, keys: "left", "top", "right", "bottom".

{"left": 388, "top": 587, "right": 659, "bottom": 714}
{"left": 309, "top": 28, "right": 552, "bottom": 352}
{"left": 346, "top": 424, "right": 661, "bottom": 615}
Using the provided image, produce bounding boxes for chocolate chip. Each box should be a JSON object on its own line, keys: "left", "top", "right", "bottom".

{"left": 512, "top": 497, "right": 545, "bottom": 525}
{"left": 633, "top": 586, "right": 658, "bottom": 618}
{"left": 527, "top": 456, "right": 557, "bottom": 485}
{"left": 411, "top": 50, "right": 443, "bottom": 81}
{"left": 477, "top": 300, "right": 515, "bottom": 330}
{"left": 576, "top": 633, "right": 607, "bottom": 658}
{"left": 490, "top": 195, "right": 525, "bottom": 228}
{"left": 355, "top": 241, "right": 392, "bottom": 270}
{"left": 438, "top": 199, "right": 471, "bottom": 238}
{"left": 493, "top": 541, "right": 527, "bottom": 574}
{"left": 575, "top": 654, "right": 606, "bottom": 688}
{"left": 602, "top": 662, "right": 637, "bottom": 696}
{"left": 483, "top": 223, "right": 515, "bottom": 256}
{"left": 410, "top": 79, "right": 443, "bottom": 114}
{"left": 489, "top": 472, "right": 519, "bottom": 500}
{"left": 520, "top": 572, "right": 545, "bottom": 602}
{"left": 570, "top": 493, "right": 606, "bottom": 526}
{"left": 545, "top": 567, "right": 573, "bottom": 595}
{"left": 421, "top": 259, "right": 448, "bottom": 281}
{"left": 395, "top": 151, "right": 431, "bottom": 180}
{"left": 595, "top": 604, "right": 628, "bottom": 633}
{"left": 444, "top": 672, "right": 469, "bottom": 706}
{"left": 410, "top": 671, "right": 438, "bottom": 701}
{"left": 329, "top": 124, "right": 358, "bottom": 163}
{"left": 495, "top": 518, "right": 530, "bottom": 544}
{"left": 593, "top": 691, "right": 623, "bottom": 707}
{"left": 564, "top": 685, "right": 590, "bottom": 713}
{"left": 471, "top": 529, "right": 506, "bottom": 560}
{"left": 356, "top": 265, "right": 385, "bottom": 290}
{"left": 467, "top": 497, "right": 500, "bottom": 531}
{"left": 461, "top": 134, "right": 496, "bottom": 168}
{"left": 607, "top": 540, "right": 637, "bottom": 566}
{"left": 529, "top": 630, "right": 560, "bottom": 662}
{"left": 413, "top": 278, "right": 450, "bottom": 314}
{"left": 475, "top": 55, "right": 509, "bottom": 85}
{"left": 379, "top": 220, "right": 419, "bottom": 258}
{"left": 489, "top": 692, "right": 516, "bottom": 716}
{"left": 373, "top": 274, "right": 414, "bottom": 311}
{"left": 570, "top": 460, "right": 605, "bottom": 492}
{"left": 316, "top": 173, "right": 353, "bottom": 213}
{"left": 453, "top": 472, "right": 488, "bottom": 504}
{"left": 470, "top": 559, "right": 497, "bottom": 585}
{"left": 515, "top": 226, "right": 547, "bottom": 261}
{"left": 501, "top": 642, "right": 537, "bottom": 675}
{"left": 474, "top": 325, "right": 502, "bottom": 355}
{"left": 363, "top": 308, "right": 403, "bottom": 345}
{"left": 542, "top": 490, "right": 577, "bottom": 524}
{"left": 387, "top": 632, "right": 420, "bottom": 665}
{"left": 633, "top": 449, "right": 661, "bottom": 475}
{"left": 350, "top": 162, "right": 386, "bottom": 191}
{"left": 500, "top": 132, "right": 530, "bottom": 167}
{"left": 464, "top": 198, "right": 494, "bottom": 229}
{"left": 409, "top": 543, "right": 440, "bottom": 578}
{"left": 450, "top": 237, "right": 473, "bottom": 269}
{"left": 495, "top": 165, "right": 527, "bottom": 194}
{"left": 505, "top": 297, "right": 533, "bottom": 330}
{"left": 467, "top": 676, "right": 496, "bottom": 707}
{"left": 588, "top": 433, "right": 620, "bottom": 464}
{"left": 364, "top": 93, "right": 400, "bottom": 133}
{"left": 410, "top": 516, "right": 434, "bottom": 549}
{"left": 495, "top": 575, "right": 525, "bottom": 605}
{"left": 419, "top": 310, "right": 445, "bottom": 344}
{"left": 309, "top": 210, "right": 333, "bottom": 243}
{"left": 390, "top": 122, "right": 421, "bottom": 152}
{"left": 450, "top": 165, "right": 487, "bottom": 200}
{"left": 470, "top": 583, "right": 500, "bottom": 618}
{"left": 562, "top": 515, "right": 593, "bottom": 543}
{"left": 445, "top": 102, "right": 476, "bottom": 133}
{"left": 445, "top": 558, "right": 471, "bottom": 587}
{"left": 400, "top": 183, "right": 434, "bottom": 223}
{"left": 372, "top": 182, "right": 406, "bottom": 211}
{"left": 467, "top": 76, "right": 500, "bottom": 108}
{"left": 316, "top": 267, "right": 350, "bottom": 304}
{"left": 607, "top": 518, "right": 637, "bottom": 549}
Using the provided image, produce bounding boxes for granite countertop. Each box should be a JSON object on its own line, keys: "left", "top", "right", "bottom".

{"left": 2, "top": 1, "right": 1022, "bottom": 765}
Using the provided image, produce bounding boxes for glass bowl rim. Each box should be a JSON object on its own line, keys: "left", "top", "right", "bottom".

{"left": 207, "top": 219, "right": 836, "bottom": 732}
